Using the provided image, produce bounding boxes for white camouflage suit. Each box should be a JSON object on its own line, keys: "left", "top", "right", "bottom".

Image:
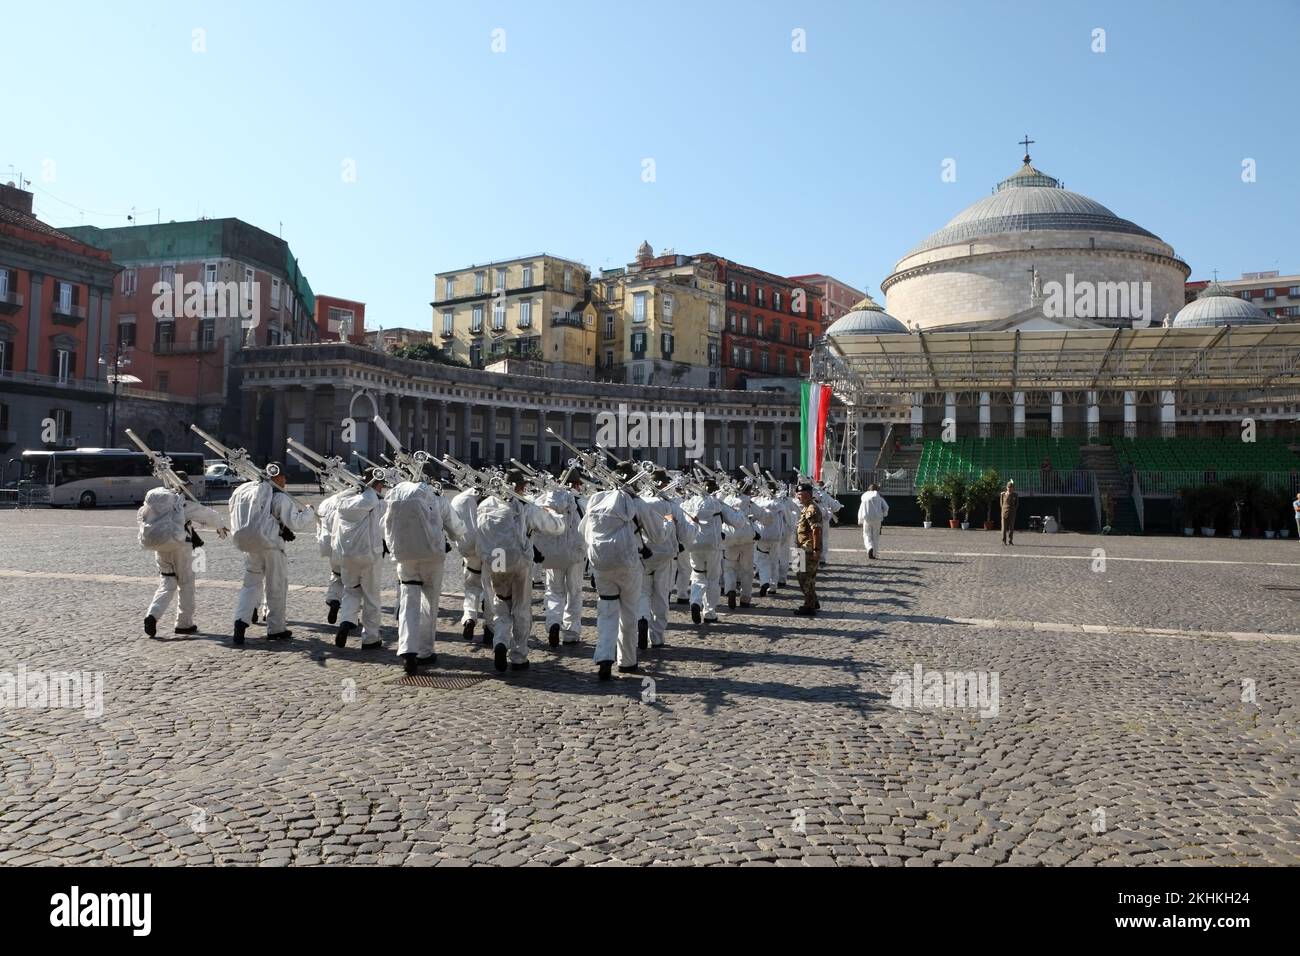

{"left": 480, "top": 494, "right": 564, "bottom": 665}
{"left": 535, "top": 486, "right": 586, "bottom": 645}
{"left": 234, "top": 489, "right": 316, "bottom": 634}
{"left": 681, "top": 491, "right": 748, "bottom": 621}
{"left": 638, "top": 492, "right": 688, "bottom": 646}
{"left": 857, "top": 489, "right": 890, "bottom": 556}
{"left": 142, "top": 493, "right": 226, "bottom": 631}
{"left": 750, "top": 492, "right": 787, "bottom": 590}
{"left": 776, "top": 494, "right": 800, "bottom": 586}
{"left": 451, "top": 486, "right": 496, "bottom": 632}
{"left": 383, "top": 481, "right": 464, "bottom": 661}
{"left": 721, "top": 491, "right": 759, "bottom": 606}
{"left": 316, "top": 489, "right": 347, "bottom": 612}
{"left": 816, "top": 485, "right": 843, "bottom": 565}
{"left": 581, "top": 488, "right": 667, "bottom": 667}
{"left": 332, "top": 486, "right": 387, "bottom": 647}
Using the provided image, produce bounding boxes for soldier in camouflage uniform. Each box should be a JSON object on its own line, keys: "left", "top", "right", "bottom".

{"left": 793, "top": 483, "right": 823, "bottom": 616}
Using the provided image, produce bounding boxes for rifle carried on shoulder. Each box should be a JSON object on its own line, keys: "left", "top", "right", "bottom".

{"left": 125, "top": 428, "right": 202, "bottom": 505}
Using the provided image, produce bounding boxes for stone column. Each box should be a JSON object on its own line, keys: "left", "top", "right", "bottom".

{"left": 767, "top": 421, "right": 779, "bottom": 472}
{"left": 744, "top": 420, "right": 755, "bottom": 466}
{"left": 509, "top": 407, "right": 522, "bottom": 462}
{"left": 484, "top": 406, "right": 497, "bottom": 462}
{"left": 562, "top": 410, "right": 574, "bottom": 447}
{"left": 978, "top": 392, "right": 990, "bottom": 439}
{"left": 85, "top": 287, "right": 103, "bottom": 381}
{"left": 1051, "top": 391, "right": 1063, "bottom": 438}
{"left": 459, "top": 402, "right": 472, "bottom": 460}
{"left": 1013, "top": 391, "right": 1025, "bottom": 438}
{"left": 944, "top": 391, "right": 956, "bottom": 431}
{"left": 1160, "top": 390, "right": 1176, "bottom": 439}
{"left": 271, "top": 390, "right": 288, "bottom": 464}
{"left": 536, "top": 408, "right": 547, "bottom": 466}
{"left": 25, "top": 272, "right": 43, "bottom": 371}
{"left": 433, "top": 401, "right": 446, "bottom": 457}
{"left": 1123, "top": 391, "right": 1137, "bottom": 439}
{"left": 718, "top": 418, "right": 730, "bottom": 470}
{"left": 1086, "top": 391, "right": 1100, "bottom": 441}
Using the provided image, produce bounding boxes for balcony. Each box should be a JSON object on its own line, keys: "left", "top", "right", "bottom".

{"left": 153, "top": 340, "right": 218, "bottom": 355}
{"left": 0, "top": 290, "right": 22, "bottom": 315}
{"left": 51, "top": 301, "right": 87, "bottom": 326}
{"left": 552, "top": 312, "right": 585, "bottom": 329}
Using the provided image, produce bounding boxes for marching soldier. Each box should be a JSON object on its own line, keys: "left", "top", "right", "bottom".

{"left": 639, "top": 468, "right": 688, "bottom": 650}
{"left": 537, "top": 467, "right": 587, "bottom": 648}
{"left": 333, "top": 468, "right": 389, "bottom": 650}
{"left": 793, "top": 482, "right": 823, "bottom": 617}
{"left": 451, "top": 479, "right": 496, "bottom": 646}
{"left": 138, "top": 471, "right": 229, "bottom": 638}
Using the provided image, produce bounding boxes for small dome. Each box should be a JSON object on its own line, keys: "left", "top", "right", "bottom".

{"left": 1172, "top": 282, "right": 1276, "bottom": 328}
{"left": 636, "top": 240, "right": 653, "bottom": 260}
{"left": 826, "top": 292, "right": 909, "bottom": 336}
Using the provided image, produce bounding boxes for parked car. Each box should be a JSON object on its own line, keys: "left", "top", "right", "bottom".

{"left": 203, "top": 462, "right": 247, "bottom": 490}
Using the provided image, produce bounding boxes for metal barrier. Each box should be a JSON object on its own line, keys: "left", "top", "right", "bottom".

{"left": 1137, "top": 471, "right": 1300, "bottom": 494}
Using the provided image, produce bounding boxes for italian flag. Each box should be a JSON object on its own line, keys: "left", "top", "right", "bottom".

{"left": 799, "top": 381, "right": 831, "bottom": 480}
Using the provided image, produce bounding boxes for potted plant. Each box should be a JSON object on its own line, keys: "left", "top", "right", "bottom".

{"left": 981, "top": 469, "right": 1001, "bottom": 529}
{"left": 916, "top": 483, "right": 939, "bottom": 529}
{"left": 1176, "top": 487, "right": 1195, "bottom": 536}
{"left": 938, "top": 473, "right": 967, "bottom": 529}
{"left": 960, "top": 482, "right": 976, "bottom": 530}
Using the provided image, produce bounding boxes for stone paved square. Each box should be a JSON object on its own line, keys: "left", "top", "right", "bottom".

{"left": 1, "top": 506, "right": 1297, "bottom": 867}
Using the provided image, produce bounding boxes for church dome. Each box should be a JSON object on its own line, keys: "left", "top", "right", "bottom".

{"left": 1171, "top": 282, "right": 1276, "bottom": 328}
{"left": 905, "top": 160, "right": 1158, "bottom": 256}
{"left": 826, "top": 293, "right": 909, "bottom": 337}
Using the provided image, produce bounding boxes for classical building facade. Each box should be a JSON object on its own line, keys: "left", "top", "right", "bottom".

{"left": 432, "top": 254, "right": 595, "bottom": 379}
{"left": 789, "top": 273, "right": 865, "bottom": 329}
{"left": 594, "top": 243, "right": 723, "bottom": 388}
{"left": 881, "top": 154, "right": 1189, "bottom": 331}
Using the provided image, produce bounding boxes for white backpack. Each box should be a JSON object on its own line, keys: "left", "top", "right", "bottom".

{"left": 138, "top": 487, "right": 188, "bottom": 551}
{"left": 476, "top": 495, "right": 528, "bottom": 573}
{"left": 682, "top": 495, "right": 722, "bottom": 552}
{"left": 229, "top": 480, "right": 281, "bottom": 553}
{"left": 331, "top": 489, "right": 382, "bottom": 560}
{"left": 582, "top": 489, "right": 639, "bottom": 573}
{"left": 384, "top": 483, "right": 444, "bottom": 562}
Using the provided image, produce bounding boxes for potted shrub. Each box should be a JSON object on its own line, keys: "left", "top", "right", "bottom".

{"left": 972, "top": 469, "right": 1000, "bottom": 529}
{"left": 1176, "top": 487, "right": 1195, "bottom": 537}
{"left": 916, "top": 483, "right": 939, "bottom": 529}
{"left": 938, "top": 473, "right": 967, "bottom": 529}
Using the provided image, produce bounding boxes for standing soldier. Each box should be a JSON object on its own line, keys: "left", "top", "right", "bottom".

{"left": 138, "top": 472, "right": 229, "bottom": 638}
{"left": 1000, "top": 479, "right": 1019, "bottom": 546}
{"left": 793, "top": 482, "right": 823, "bottom": 617}
{"left": 537, "top": 467, "right": 587, "bottom": 648}
{"left": 333, "top": 468, "right": 389, "bottom": 650}
{"left": 229, "top": 463, "right": 317, "bottom": 644}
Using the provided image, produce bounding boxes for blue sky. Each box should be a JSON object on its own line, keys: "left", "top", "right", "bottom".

{"left": 7, "top": 0, "right": 1298, "bottom": 327}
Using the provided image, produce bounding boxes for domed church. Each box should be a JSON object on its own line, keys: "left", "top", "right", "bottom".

{"left": 882, "top": 144, "right": 1189, "bottom": 331}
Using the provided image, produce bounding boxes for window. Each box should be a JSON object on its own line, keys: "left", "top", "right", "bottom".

{"left": 518, "top": 301, "right": 532, "bottom": 328}
{"left": 563, "top": 268, "right": 574, "bottom": 293}
{"left": 492, "top": 301, "right": 505, "bottom": 330}
{"left": 200, "top": 318, "right": 215, "bottom": 347}
{"left": 605, "top": 350, "right": 613, "bottom": 368}
{"left": 0, "top": 402, "right": 8, "bottom": 430}
{"left": 789, "top": 326, "right": 797, "bottom": 345}
{"left": 157, "top": 371, "right": 169, "bottom": 392}
{"left": 806, "top": 331, "right": 814, "bottom": 348}
{"left": 760, "top": 351, "right": 769, "bottom": 372}
{"left": 728, "top": 281, "right": 736, "bottom": 297}
{"left": 709, "top": 371, "right": 717, "bottom": 388}
{"left": 1240, "top": 291, "right": 1252, "bottom": 300}
{"left": 271, "top": 277, "right": 281, "bottom": 309}
{"left": 56, "top": 281, "right": 73, "bottom": 313}
{"left": 661, "top": 332, "right": 673, "bottom": 358}
{"left": 53, "top": 347, "right": 74, "bottom": 383}
{"left": 631, "top": 331, "right": 647, "bottom": 356}
{"left": 118, "top": 316, "right": 136, "bottom": 348}
{"left": 471, "top": 306, "right": 483, "bottom": 332}
{"left": 756, "top": 317, "right": 764, "bottom": 337}
{"left": 121, "top": 268, "right": 137, "bottom": 295}
{"left": 743, "top": 347, "right": 752, "bottom": 369}
{"left": 1289, "top": 287, "right": 1299, "bottom": 298}
{"left": 663, "top": 294, "right": 674, "bottom": 321}
{"left": 444, "top": 277, "right": 455, "bottom": 300}
{"left": 730, "top": 345, "right": 739, "bottom": 366}
{"left": 495, "top": 267, "right": 507, "bottom": 291}
{"left": 633, "top": 292, "right": 647, "bottom": 323}
{"left": 241, "top": 267, "right": 254, "bottom": 309}
{"left": 707, "top": 342, "right": 718, "bottom": 366}
{"left": 204, "top": 262, "right": 218, "bottom": 289}
{"left": 475, "top": 272, "right": 485, "bottom": 295}
{"left": 469, "top": 343, "right": 482, "bottom": 367}
{"left": 757, "top": 287, "right": 765, "bottom": 307}
{"left": 774, "top": 291, "right": 782, "bottom": 311}
{"left": 631, "top": 364, "right": 645, "bottom": 385}
{"left": 709, "top": 304, "right": 719, "bottom": 329}
{"left": 156, "top": 319, "right": 175, "bottom": 348}
{"left": 159, "top": 264, "right": 175, "bottom": 293}
{"left": 0, "top": 268, "right": 12, "bottom": 299}
{"left": 795, "top": 357, "right": 803, "bottom": 375}
{"left": 772, "top": 319, "right": 781, "bottom": 340}
{"left": 0, "top": 339, "right": 10, "bottom": 374}
{"left": 1264, "top": 288, "right": 1276, "bottom": 300}
{"left": 522, "top": 264, "right": 534, "bottom": 287}
{"left": 777, "top": 353, "right": 786, "bottom": 375}
{"left": 741, "top": 314, "right": 749, "bottom": 335}
{"left": 728, "top": 312, "right": 736, "bottom": 332}
{"left": 741, "top": 283, "right": 748, "bottom": 301}
{"left": 442, "top": 309, "right": 454, "bottom": 335}
{"left": 604, "top": 314, "right": 614, "bottom": 339}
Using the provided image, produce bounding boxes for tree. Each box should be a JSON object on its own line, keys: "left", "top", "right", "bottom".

{"left": 390, "top": 342, "right": 469, "bottom": 368}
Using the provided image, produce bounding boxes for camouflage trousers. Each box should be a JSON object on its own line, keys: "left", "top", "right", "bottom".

{"left": 797, "top": 554, "right": 819, "bottom": 608}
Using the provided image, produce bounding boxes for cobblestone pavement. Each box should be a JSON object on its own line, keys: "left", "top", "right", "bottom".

{"left": 1, "top": 504, "right": 1297, "bottom": 866}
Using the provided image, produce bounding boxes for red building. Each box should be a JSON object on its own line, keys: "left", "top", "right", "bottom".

{"left": 789, "top": 273, "right": 865, "bottom": 329}
{"left": 315, "top": 294, "right": 366, "bottom": 344}
{"left": 694, "top": 255, "right": 823, "bottom": 389}
{"left": 0, "top": 182, "right": 120, "bottom": 452}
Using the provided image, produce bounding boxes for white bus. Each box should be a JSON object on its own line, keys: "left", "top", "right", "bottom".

{"left": 18, "top": 449, "right": 207, "bottom": 508}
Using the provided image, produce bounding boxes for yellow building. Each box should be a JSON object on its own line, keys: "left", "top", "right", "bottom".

{"left": 433, "top": 254, "right": 596, "bottom": 379}
{"left": 595, "top": 243, "right": 723, "bottom": 388}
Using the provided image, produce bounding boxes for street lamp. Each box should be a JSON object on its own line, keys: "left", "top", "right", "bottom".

{"left": 98, "top": 339, "right": 134, "bottom": 447}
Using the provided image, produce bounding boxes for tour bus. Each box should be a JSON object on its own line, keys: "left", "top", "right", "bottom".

{"left": 18, "top": 448, "right": 207, "bottom": 508}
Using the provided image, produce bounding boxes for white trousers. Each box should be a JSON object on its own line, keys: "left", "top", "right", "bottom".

{"left": 397, "top": 557, "right": 444, "bottom": 658}
{"left": 754, "top": 546, "right": 779, "bottom": 587}
{"left": 638, "top": 557, "right": 673, "bottom": 645}
{"left": 820, "top": 517, "right": 832, "bottom": 564}
{"left": 778, "top": 534, "right": 795, "bottom": 583}
{"left": 340, "top": 557, "right": 382, "bottom": 644}
{"left": 862, "top": 520, "right": 883, "bottom": 555}
{"left": 673, "top": 550, "right": 691, "bottom": 599}
{"left": 325, "top": 559, "right": 343, "bottom": 605}
{"left": 146, "top": 545, "right": 196, "bottom": 629}
{"left": 723, "top": 542, "right": 755, "bottom": 603}
{"left": 593, "top": 564, "right": 642, "bottom": 667}
{"left": 461, "top": 554, "right": 497, "bottom": 627}
{"left": 689, "top": 547, "right": 722, "bottom": 618}
{"left": 489, "top": 565, "right": 534, "bottom": 664}
{"left": 236, "top": 549, "right": 287, "bottom": 633}
{"left": 544, "top": 559, "right": 584, "bottom": 643}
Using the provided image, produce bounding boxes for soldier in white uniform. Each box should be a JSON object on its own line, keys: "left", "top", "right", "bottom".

{"left": 138, "top": 472, "right": 228, "bottom": 638}
{"left": 333, "top": 469, "right": 388, "bottom": 650}
{"left": 450, "top": 481, "right": 496, "bottom": 646}
{"left": 536, "top": 468, "right": 587, "bottom": 648}
{"left": 638, "top": 469, "right": 688, "bottom": 649}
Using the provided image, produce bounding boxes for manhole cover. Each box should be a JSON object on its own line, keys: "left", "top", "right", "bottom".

{"left": 396, "top": 672, "right": 490, "bottom": 690}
